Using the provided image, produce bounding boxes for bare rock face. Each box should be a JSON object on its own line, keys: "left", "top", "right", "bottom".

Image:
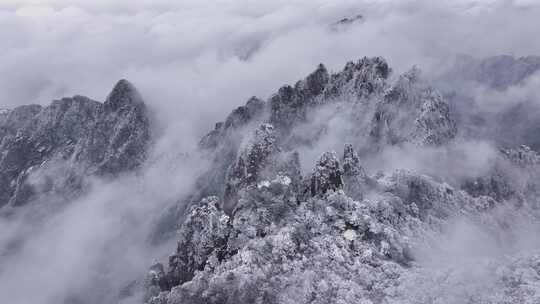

{"left": 0, "top": 79, "right": 150, "bottom": 209}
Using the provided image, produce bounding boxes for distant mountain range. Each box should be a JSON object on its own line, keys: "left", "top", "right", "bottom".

{"left": 2, "top": 54, "right": 540, "bottom": 304}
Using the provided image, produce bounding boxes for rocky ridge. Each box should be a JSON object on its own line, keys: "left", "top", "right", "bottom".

{"left": 142, "top": 57, "right": 540, "bottom": 304}
{"left": 194, "top": 58, "right": 456, "bottom": 212}
{"left": 2, "top": 54, "right": 539, "bottom": 303}
{"left": 0, "top": 79, "right": 150, "bottom": 211}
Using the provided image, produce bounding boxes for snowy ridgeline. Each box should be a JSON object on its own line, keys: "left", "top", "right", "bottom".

{"left": 2, "top": 55, "right": 540, "bottom": 303}
{"left": 0, "top": 80, "right": 150, "bottom": 211}
{"left": 144, "top": 56, "right": 540, "bottom": 304}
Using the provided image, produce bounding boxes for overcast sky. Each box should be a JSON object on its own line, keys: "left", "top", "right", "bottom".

{"left": 2, "top": 0, "right": 540, "bottom": 138}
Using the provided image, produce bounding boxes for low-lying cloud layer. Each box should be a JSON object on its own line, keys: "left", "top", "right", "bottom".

{"left": 0, "top": 149, "right": 210, "bottom": 303}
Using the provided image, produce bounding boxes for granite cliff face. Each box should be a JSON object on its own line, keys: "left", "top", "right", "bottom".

{"left": 0, "top": 79, "right": 150, "bottom": 211}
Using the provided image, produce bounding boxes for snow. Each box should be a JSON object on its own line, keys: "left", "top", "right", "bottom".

{"left": 343, "top": 229, "right": 356, "bottom": 241}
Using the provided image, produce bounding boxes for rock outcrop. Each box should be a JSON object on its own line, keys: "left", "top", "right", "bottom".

{"left": 0, "top": 79, "right": 150, "bottom": 209}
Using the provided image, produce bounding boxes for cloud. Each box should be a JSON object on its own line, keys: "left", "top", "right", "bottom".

{"left": 1, "top": 1, "right": 540, "bottom": 303}
{"left": 0, "top": 148, "right": 210, "bottom": 304}
{"left": 365, "top": 140, "right": 500, "bottom": 183}
{"left": 1, "top": 0, "right": 540, "bottom": 139}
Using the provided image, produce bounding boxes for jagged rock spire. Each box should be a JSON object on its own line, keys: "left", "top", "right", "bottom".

{"left": 224, "top": 124, "right": 278, "bottom": 211}
{"left": 241, "top": 123, "right": 277, "bottom": 184}
{"left": 342, "top": 144, "right": 367, "bottom": 200}
{"left": 299, "top": 63, "right": 330, "bottom": 97}
{"left": 269, "top": 63, "right": 330, "bottom": 130}
{"left": 104, "top": 79, "right": 143, "bottom": 112}
{"left": 310, "top": 151, "right": 343, "bottom": 196}
{"left": 326, "top": 57, "right": 390, "bottom": 99}
{"left": 343, "top": 143, "right": 365, "bottom": 177}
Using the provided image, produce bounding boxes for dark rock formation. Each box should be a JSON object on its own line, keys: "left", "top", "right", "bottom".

{"left": 309, "top": 151, "right": 343, "bottom": 196}
{"left": 330, "top": 14, "right": 364, "bottom": 31}
{"left": 342, "top": 144, "right": 367, "bottom": 200}
{"left": 0, "top": 79, "right": 150, "bottom": 209}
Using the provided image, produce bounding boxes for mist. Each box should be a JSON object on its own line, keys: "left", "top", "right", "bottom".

{"left": 0, "top": 144, "right": 210, "bottom": 303}
{"left": 2, "top": 0, "right": 540, "bottom": 303}
{"left": 2, "top": 0, "right": 540, "bottom": 137}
